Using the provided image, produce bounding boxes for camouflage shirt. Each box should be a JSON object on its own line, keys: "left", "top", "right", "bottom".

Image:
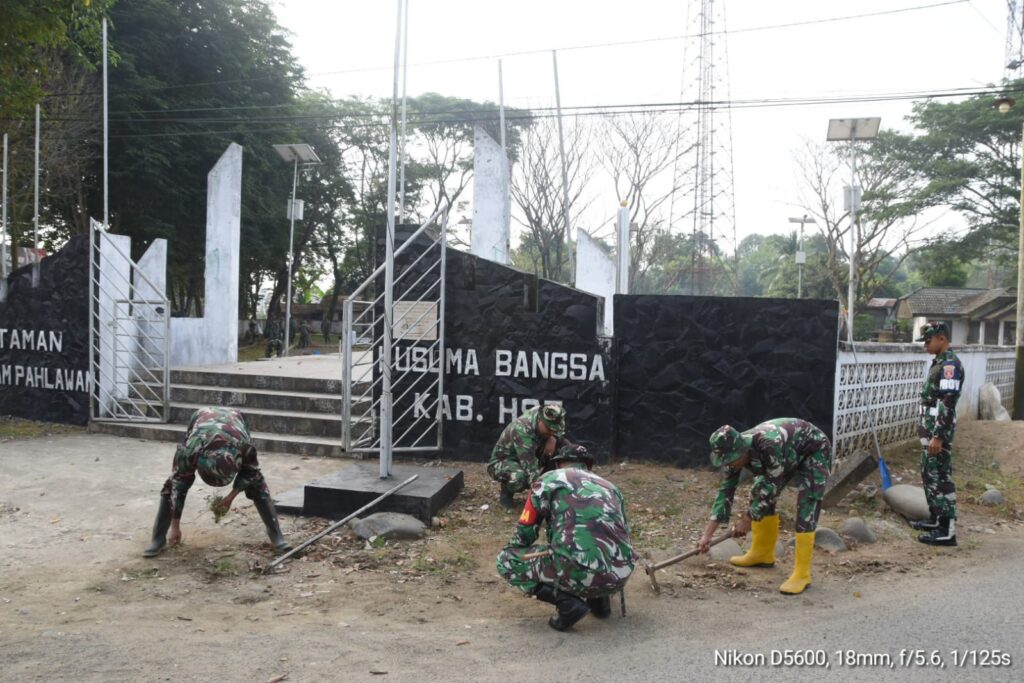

{"left": 167, "top": 407, "right": 262, "bottom": 517}
{"left": 509, "top": 465, "right": 635, "bottom": 594}
{"left": 489, "top": 407, "right": 548, "bottom": 483}
{"left": 919, "top": 348, "right": 963, "bottom": 443}
{"left": 710, "top": 418, "right": 831, "bottom": 523}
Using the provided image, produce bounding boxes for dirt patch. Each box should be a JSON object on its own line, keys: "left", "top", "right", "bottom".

{"left": 1, "top": 422, "right": 1023, "bottom": 680}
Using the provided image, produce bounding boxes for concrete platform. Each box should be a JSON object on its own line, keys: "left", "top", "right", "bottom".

{"left": 276, "top": 462, "right": 463, "bottom": 524}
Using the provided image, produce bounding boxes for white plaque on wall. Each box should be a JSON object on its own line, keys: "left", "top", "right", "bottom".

{"left": 394, "top": 301, "right": 438, "bottom": 341}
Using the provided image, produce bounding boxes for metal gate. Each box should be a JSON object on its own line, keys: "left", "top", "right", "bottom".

{"left": 342, "top": 212, "right": 447, "bottom": 456}
{"left": 88, "top": 219, "right": 170, "bottom": 421}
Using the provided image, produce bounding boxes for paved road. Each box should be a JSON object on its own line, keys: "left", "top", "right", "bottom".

{"left": 428, "top": 537, "right": 1024, "bottom": 683}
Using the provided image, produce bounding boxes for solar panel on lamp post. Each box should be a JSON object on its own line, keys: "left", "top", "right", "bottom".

{"left": 826, "top": 117, "right": 881, "bottom": 343}
{"left": 272, "top": 143, "right": 321, "bottom": 357}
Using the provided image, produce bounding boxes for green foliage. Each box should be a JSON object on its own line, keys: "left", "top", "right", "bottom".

{"left": 0, "top": 0, "right": 113, "bottom": 120}
{"left": 904, "top": 241, "right": 969, "bottom": 288}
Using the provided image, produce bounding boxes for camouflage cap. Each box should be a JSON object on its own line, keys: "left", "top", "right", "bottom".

{"left": 709, "top": 425, "right": 745, "bottom": 468}
{"left": 915, "top": 320, "right": 950, "bottom": 342}
{"left": 538, "top": 404, "right": 567, "bottom": 437}
{"left": 549, "top": 443, "right": 594, "bottom": 468}
{"left": 197, "top": 447, "right": 239, "bottom": 487}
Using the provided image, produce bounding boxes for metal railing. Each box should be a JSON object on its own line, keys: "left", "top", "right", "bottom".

{"left": 89, "top": 220, "right": 170, "bottom": 422}
{"left": 342, "top": 210, "right": 447, "bottom": 455}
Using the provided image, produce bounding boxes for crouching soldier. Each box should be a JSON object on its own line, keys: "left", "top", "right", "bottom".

{"left": 496, "top": 447, "right": 635, "bottom": 631}
{"left": 142, "top": 407, "right": 291, "bottom": 557}
{"left": 696, "top": 418, "right": 832, "bottom": 595}
{"left": 488, "top": 404, "right": 572, "bottom": 509}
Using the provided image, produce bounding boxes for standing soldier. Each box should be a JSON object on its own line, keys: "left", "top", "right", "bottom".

{"left": 488, "top": 404, "right": 570, "bottom": 509}
{"left": 265, "top": 320, "right": 284, "bottom": 358}
{"left": 496, "top": 447, "right": 635, "bottom": 631}
{"left": 142, "top": 407, "right": 291, "bottom": 557}
{"left": 321, "top": 316, "right": 331, "bottom": 344}
{"left": 696, "top": 418, "right": 832, "bottom": 595}
{"left": 299, "top": 320, "right": 312, "bottom": 349}
{"left": 911, "top": 321, "right": 962, "bottom": 546}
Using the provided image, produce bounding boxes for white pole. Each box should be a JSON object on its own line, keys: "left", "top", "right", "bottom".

{"left": 498, "top": 59, "right": 507, "bottom": 155}
{"left": 848, "top": 135, "right": 857, "bottom": 343}
{"left": 103, "top": 17, "right": 109, "bottom": 230}
{"left": 798, "top": 215, "right": 805, "bottom": 299}
{"left": 552, "top": 50, "right": 574, "bottom": 282}
{"left": 616, "top": 203, "right": 629, "bottom": 294}
{"left": 398, "top": 0, "right": 409, "bottom": 223}
{"left": 33, "top": 103, "right": 40, "bottom": 286}
{"left": 1, "top": 133, "right": 7, "bottom": 283}
{"left": 382, "top": 0, "right": 404, "bottom": 479}
{"left": 284, "top": 157, "right": 298, "bottom": 356}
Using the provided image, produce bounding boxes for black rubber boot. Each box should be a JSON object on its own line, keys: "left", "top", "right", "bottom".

{"left": 253, "top": 497, "right": 291, "bottom": 553}
{"left": 534, "top": 584, "right": 589, "bottom": 631}
{"left": 498, "top": 489, "right": 517, "bottom": 510}
{"left": 918, "top": 517, "right": 957, "bottom": 546}
{"left": 909, "top": 517, "right": 939, "bottom": 531}
{"left": 142, "top": 497, "right": 172, "bottom": 558}
{"left": 587, "top": 595, "right": 612, "bottom": 619}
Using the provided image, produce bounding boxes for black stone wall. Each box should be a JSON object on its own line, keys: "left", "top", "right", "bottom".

{"left": 0, "top": 236, "right": 90, "bottom": 425}
{"left": 614, "top": 295, "right": 839, "bottom": 467}
{"left": 377, "top": 226, "right": 615, "bottom": 463}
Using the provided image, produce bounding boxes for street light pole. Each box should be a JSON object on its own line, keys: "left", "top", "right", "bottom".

{"left": 284, "top": 156, "right": 298, "bottom": 356}
{"left": 788, "top": 214, "right": 815, "bottom": 298}
{"left": 827, "top": 117, "right": 881, "bottom": 342}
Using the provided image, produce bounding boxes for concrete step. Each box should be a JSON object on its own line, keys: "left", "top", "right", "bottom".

{"left": 88, "top": 421, "right": 355, "bottom": 459}
{"left": 167, "top": 402, "right": 374, "bottom": 439}
{"left": 168, "top": 384, "right": 344, "bottom": 414}
{"left": 161, "top": 368, "right": 370, "bottom": 395}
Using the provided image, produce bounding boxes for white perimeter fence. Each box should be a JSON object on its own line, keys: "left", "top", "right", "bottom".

{"left": 833, "top": 343, "right": 1014, "bottom": 459}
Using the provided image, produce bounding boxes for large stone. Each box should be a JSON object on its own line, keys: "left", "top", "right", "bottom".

{"left": 709, "top": 538, "right": 743, "bottom": 561}
{"left": 814, "top": 527, "right": 847, "bottom": 552}
{"left": 349, "top": 512, "right": 426, "bottom": 540}
{"left": 840, "top": 517, "right": 877, "bottom": 544}
{"left": 882, "top": 484, "right": 931, "bottom": 521}
{"left": 978, "top": 383, "right": 1011, "bottom": 422}
{"left": 980, "top": 489, "right": 1005, "bottom": 506}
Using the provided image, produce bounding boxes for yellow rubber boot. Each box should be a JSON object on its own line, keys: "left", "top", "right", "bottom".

{"left": 779, "top": 532, "right": 815, "bottom": 595}
{"left": 729, "top": 514, "right": 779, "bottom": 567}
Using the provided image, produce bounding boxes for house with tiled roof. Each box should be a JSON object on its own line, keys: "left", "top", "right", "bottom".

{"left": 896, "top": 287, "right": 1016, "bottom": 345}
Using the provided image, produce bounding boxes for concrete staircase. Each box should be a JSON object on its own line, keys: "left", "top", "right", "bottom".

{"left": 89, "top": 366, "right": 371, "bottom": 457}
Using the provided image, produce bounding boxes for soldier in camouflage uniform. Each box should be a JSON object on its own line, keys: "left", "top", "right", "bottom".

{"left": 697, "top": 418, "right": 832, "bottom": 595}
{"left": 911, "top": 321, "right": 962, "bottom": 546}
{"left": 142, "top": 407, "right": 291, "bottom": 557}
{"left": 265, "top": 319, "right": 284, "bottom": 358}
{"left": 487, "top": 404, "right": 572, "bottom": 509}
{"left": 496, "top": 446, "right": 635, "bottom": 631}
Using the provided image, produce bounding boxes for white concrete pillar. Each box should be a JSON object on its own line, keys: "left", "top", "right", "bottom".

{"left": 471, "top": 126, "right": 510, "bottom": 264}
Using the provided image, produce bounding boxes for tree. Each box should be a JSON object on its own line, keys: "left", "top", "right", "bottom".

{"left": 510, "top": 117, "right": 594, "bottom": 282}
{"left": 796, "top": 131, "right": 930, "bottom": 312}
{"left": 597, "top": 112, "right": 694, "bottom": 293}
{"left": 0, "top": 0, "right": 111, "bottom": 121}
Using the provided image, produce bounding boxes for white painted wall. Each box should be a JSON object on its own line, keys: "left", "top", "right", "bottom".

{"left": 133, "top": 239, "right": 167, "bottom": 376}
{"left": 170, "top": 143, "right": 243, "bottom": 366}
{"left": 97, "top": 232, "right": 133, "bottom": 410}
{"left": 574, "top": 230, "right": 615, "bottom": 336}
{"left": 471, "top": 126, "right": 510, "bottom": 264}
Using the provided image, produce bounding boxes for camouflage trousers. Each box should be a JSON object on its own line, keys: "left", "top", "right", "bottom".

{"left": 496, "top": 545, "right": 624, "bottom": 599}
{"left": 265, "top": 339, "right": 283, "bottom": 358}
{"left": 160, "top": 470, "right": 271, "bottom": 515}
{"left": 920, "top": 439, "right": 957, "bottom": 519}
{"left": 764, "top": 446, "right": 833, "bottom": 533}
{"left": 487, "top": 459, "right": 537, "bottom": 495}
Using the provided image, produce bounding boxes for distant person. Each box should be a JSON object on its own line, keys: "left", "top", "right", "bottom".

{"left": 496, "top": 446, "right": 634, "bottom": 631}
{"left": 488, "top": 404, "right": 574, "bottom": 509}
{"left": 265, "top": 321, "right": 283, "bottom": 358}
{"left": 142, "top": 407, "right": 290, "bottom": 557}
{"left": 298, "top": 320, "right": 312, "bottom": 349}
{"left": 911, "top": 321, "right": 963, "bottom": 547}
{"left": 696, "top": 418, "right": 832, "bottom": 595}
{"left": 321, "top": 317, "right": 331, "bottom": 344}
{"left": 245, "top": 317, "right": 259, "bottom": 344}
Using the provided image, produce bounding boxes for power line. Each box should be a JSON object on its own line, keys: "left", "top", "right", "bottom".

{"left": 41, "top": 0, "right": 968, "bottom": 99}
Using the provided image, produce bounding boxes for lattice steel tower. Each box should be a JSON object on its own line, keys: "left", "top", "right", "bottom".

{"left": 669, "top": 0, "right": 738, "bottom": 295}
{"left": 1007, "top": 0, "right": 1024, "bottom": 76}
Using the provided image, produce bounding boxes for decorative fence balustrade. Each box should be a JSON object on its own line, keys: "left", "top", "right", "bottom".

{"left": 833, "top": 343, "right": 1015, "bottom": 459}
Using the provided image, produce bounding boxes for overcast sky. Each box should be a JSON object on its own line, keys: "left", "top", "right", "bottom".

{"left": 270, "top": 0, "right": 1009, "bottom": 252}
